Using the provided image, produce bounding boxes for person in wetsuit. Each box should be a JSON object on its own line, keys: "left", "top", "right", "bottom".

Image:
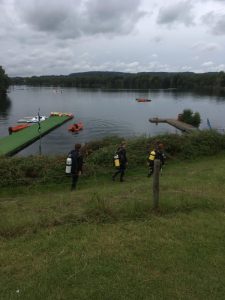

{"left": 69, "top": 143, "right": 84, "bottom": 190}
{"left": 112, "top": 142, "right": 128, "bottom": 182}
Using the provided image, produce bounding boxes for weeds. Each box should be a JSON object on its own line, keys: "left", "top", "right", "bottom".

{"left": 1, "top": 131, "right": 225, "bottom": 188}
{"left": 84, "top": 192, "right": 116, "bottom": 223}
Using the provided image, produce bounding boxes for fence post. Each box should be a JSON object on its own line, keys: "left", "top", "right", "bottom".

{"left": 153, "top": 159, "right": 160, "bottom": 209}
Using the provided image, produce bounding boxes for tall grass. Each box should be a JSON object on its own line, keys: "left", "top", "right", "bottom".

{"left": 1, "top": 130, "right": 225, "bottom": 188}
{"left": 1, "top": 131, "right": 225, "bottom": 300}
{"left": 0, "top": 155, "right": 225, "bottom": 299}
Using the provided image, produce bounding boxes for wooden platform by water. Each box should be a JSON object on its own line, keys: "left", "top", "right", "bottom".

{"left": 0, "top": 115, "right": 73, "bottom": 156}
{"left": 149, "top": 117, "right": 198, "bottom": 133}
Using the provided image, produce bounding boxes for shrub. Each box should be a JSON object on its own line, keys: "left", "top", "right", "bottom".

{"left": 1, "top": 131, "right": 225, "bottom": 187}
{"left": 179, "top": 109, "right": 201, "bottom": 128}
{"left": 86, "top": 131, "right": 225, "bottom": 166}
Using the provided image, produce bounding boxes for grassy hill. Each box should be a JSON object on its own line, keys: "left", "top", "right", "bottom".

{"left": 0, "top": 153, "right": 225, "bottom": 299}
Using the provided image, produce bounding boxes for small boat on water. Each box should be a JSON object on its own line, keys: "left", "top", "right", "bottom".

{"left": 136, "top": 98, "right": 152, "bottom": 102}
{"left": 29, "top": 116, "right": 48, "bottom": 123}
{"left": 18, "top": 112, "right": 74, "bottom": 123}
{"left": 50, "top": 112, "right": 74, "bottom": 117}
{"left": 18, "top": 116, "right": 48, "bottom": 123}
{"left": 68, "top": 122, "right": 84, "bottom": 133}
{"left": 8, "top": 124, "right": 30, "bottom": 134}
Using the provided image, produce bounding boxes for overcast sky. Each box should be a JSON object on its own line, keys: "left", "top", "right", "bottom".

{"left": 1, "top": 0, "right": 225, "bottom": 76}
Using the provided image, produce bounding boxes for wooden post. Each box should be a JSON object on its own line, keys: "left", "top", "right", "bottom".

{"left": 153, "top": 159, "right": 160, "bottom": 209}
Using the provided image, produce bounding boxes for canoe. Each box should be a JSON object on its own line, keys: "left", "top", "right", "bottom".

{"left": 68, "top": 122, "right": 84, "bottom": 133}
{"left": 8, "top": 124, "right": 30, "bottom": 133}
{"left": 136, "top": 98, "right": 151, "bottom": 102}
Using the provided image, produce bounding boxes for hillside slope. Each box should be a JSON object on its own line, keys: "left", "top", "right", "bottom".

{"left": 0, "top": 155, "right": 225, "bottom": 299}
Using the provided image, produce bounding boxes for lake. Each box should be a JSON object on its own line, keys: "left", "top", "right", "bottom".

{"left": 0, "top": 86, "right": 225, "bottom": 156}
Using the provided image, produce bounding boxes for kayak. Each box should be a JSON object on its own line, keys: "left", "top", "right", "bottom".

{"left": 136, "top": 98, "right": 151, "bottom": 102}
{"left": 8, "top": 124, "right": 30, "bottom": 133}
{"left": 68, "top": 122, "right": 84, "bottom": 133}
{"left": 51, "top": 112, "right": 74, "bottom": 117}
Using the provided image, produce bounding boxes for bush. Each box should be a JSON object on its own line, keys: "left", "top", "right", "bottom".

{"left": 0, "top": 155, "right": 67, "bottom": 187}
{"left": 1, "top": 131, "right": 225, "bottom": 187}
{"left": 86, "top": 131, "right": 225, "bottom": 167}
{"left": 179, "top": 109, "right": 201, "bottom": 128}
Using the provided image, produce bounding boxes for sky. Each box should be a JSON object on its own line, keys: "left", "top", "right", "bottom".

{"left": 1, "top": 0, "right": 225, "bottom": 77}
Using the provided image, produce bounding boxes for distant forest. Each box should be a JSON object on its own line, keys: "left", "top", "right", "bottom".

{"left": 10, "top": 71, "right": 225, "bottom": 91}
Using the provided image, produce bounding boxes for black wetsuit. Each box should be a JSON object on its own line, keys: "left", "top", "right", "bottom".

{"left": 112, "top": 147, "right": 127, "bottom": 182}
{"left": 148, "top": 149, "right": 165, "bottom": 177}
{"left": 69, "top": 149, "right": 83, "bottom": 190}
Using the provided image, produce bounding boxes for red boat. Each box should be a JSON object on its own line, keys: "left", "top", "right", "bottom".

{"left": 136, "top": 98, "right": 151, "bottom": 102}
{"left": 68, "top": 122, "right": 84, "bottom": 133}
{"left": 8, "top": 124, "right": 30, "bottom": 134}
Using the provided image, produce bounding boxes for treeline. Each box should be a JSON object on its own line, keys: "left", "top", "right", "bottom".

{"left": 0, "top": 66, "right": 10, "bottom": 95}
{"left": 10, "top": 71, "right": 225, "bottom": 91}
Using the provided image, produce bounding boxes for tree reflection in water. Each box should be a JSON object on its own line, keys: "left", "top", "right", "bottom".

{"left": 0, "top": 94, "right": 11, "bottom": 118}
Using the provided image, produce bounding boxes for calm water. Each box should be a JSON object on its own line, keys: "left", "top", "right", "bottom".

{"left": 0, "top": 86, "right": 225, "bottom": 156}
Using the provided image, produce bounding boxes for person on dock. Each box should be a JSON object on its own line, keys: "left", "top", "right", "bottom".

{"left": 69, "top": 143, "right": 84, "bottom": 191}
{"left": 8, "top": 127, "right": 12, "bottom": 135}
{"left": 147, "top": 142, "right": 165, "bottom": 177}
{"left": 112, "top": 142, "right": 128, "bottom": 182}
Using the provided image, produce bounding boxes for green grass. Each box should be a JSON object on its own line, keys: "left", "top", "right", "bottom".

{"left": 0, "top": 155, "right": 225, "bottom": 299}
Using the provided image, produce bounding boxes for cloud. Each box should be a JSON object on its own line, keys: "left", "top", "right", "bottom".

{"left": 202, "top": 61, "right": 214, "bottom": 67}
{"left": 198, "top": 0, "right": 225, "bottom": 2}
{"left": 82, "top": 0, "right": 145, "bottom": 35}
{"left": 16, "top": 0, "right": 84, "bottom": 38}
{"left": 157, "top": 1, "right": 194, "bottom": 27}
{"left": 16, "top": 0, "right": 145, "bottom": 39}
{"left": 202, "top": 11, "right": 225, "bottom": 35}
{"left": 152, "top": 35, "right": 163, "bottom": 43}
{"left": 181, "top": 65, "right": 192, "bottom": 71}
{"left": 1, "top": 0, "right": 225, "bottom": 76}
{"left": 199, "top": 61, "right": 225, "bottom": 72}
{"left": 191, "top": 41, "right": 221, "bottom": 52}
{"left": 217, "top": 64, "right": 225, "bottom": 71}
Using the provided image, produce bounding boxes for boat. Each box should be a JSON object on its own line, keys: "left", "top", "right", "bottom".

{"left": 136, "top": 98, "right": 152, "bottom": 102}
{"left": 68, "top": 122, "right": 84, "bottom": 133}
{"left": 8, "top": 124, "right": 30, "bottom": 134}
{"left": 29, "top": 116, "right": 48, "bottom": 123}
{"left": 50, "top": 112, "right": 74, "bottom": 117}
{"left": 18, "top": 116, "right": 48, "bottom": 123}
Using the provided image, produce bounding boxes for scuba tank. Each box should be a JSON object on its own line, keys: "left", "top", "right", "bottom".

{"left": 149, "top": 150, "right": 156, "bottom": 161}
{"left": 114, "top": 154, "right": 120, "bottom": 168}
{"left": 65, "top": 156, "right": 72, "bottom": 174}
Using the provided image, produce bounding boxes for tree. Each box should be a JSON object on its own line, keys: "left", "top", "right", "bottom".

{"left": 9, "top": 71, "right": 225, "bottom": 91}
{"left": 0, "top": 66, "right": 10, "bottom": 95}
{"left": 179, "top": 109, "right": 201, "bottom": 128}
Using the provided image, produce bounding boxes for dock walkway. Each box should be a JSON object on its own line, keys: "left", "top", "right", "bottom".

{"left": 0, "top": 115, "right": 73, "bottom": 156}
{"left": 149, "top": 117, "right": 198, "bottom": 133}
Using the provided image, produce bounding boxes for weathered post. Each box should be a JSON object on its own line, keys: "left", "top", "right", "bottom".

{"left": 153, "top": 159, "right": 161, "bottom": 209}
{"left": 38, "top": 108, "right": 42, "bottom": 155}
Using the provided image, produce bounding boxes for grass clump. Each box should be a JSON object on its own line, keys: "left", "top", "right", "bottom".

{"left": 84, "top": 192, "right": 116, "bottom": 223}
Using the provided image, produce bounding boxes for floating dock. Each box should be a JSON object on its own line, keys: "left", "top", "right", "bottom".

{"left": 149, "top": 117, "right": 198, "bottom": 133}
{"left": 0, "top": 115, "right": 73, "bottom": 156}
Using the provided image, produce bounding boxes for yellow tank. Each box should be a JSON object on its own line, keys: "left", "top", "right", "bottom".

{"left": 114, "top": 154, "right": 120, "bottom": 167}
{"left": 149, "top": 150, "right": 156, "bottom": 161}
